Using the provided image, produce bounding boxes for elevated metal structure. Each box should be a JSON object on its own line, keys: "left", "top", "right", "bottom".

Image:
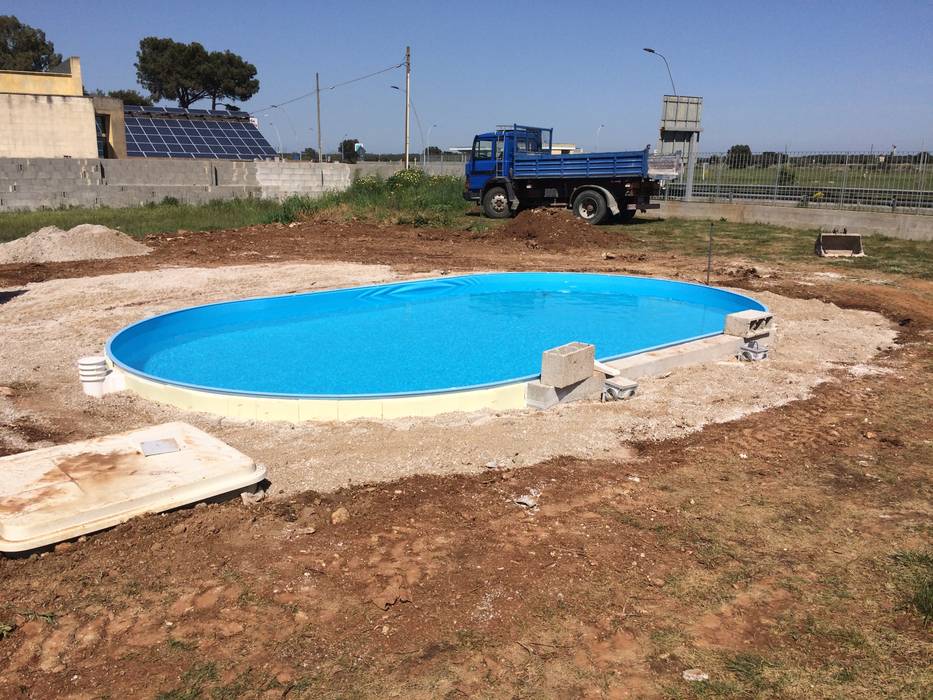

{"left": 657, "top": 95, "right": 702, "bottom": 200}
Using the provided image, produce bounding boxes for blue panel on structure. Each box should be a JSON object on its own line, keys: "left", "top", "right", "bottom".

{"left": 122, "top": 106, "right": 275, "bottom": 160}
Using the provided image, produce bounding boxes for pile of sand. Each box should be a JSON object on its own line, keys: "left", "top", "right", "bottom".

{"left": 0, "top": 225, "right": 151, "bottom": 264}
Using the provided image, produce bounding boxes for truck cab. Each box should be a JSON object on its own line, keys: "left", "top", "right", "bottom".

{"left": 464, "top": 124, "right": 660, "bottom": 224}
{"left": 465, "top": 125, "right": 552, "bottom": 195}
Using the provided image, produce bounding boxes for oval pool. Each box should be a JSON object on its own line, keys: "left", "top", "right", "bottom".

{"left": 108, "top": 272, "right": 765, "bottom": 404}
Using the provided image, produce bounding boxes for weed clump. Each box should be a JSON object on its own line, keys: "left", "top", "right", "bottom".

{"left": 891, "top": 550, "right": 933, "bottom": 623}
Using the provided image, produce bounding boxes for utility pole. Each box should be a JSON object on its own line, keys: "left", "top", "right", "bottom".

{"left": 315, "top": 72, "right": 323, "bottom": 163}
{"left": 404, "top": 46, "right": 411, "bottom": 169}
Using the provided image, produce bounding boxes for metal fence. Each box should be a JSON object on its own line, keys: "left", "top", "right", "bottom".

{"left": 664, "top": 150, "right": 932, "bottom": 215}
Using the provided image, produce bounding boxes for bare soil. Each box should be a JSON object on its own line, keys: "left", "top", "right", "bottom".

{"left": 0, "top": 262, "right": 896, "bottom": 494}
{"left": 0, "top": 217, "right": 931, "bottom": 698}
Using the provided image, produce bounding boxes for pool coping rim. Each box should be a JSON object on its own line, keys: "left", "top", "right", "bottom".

{"left": 105, "top": 271, "right": 768, "bottom": 401}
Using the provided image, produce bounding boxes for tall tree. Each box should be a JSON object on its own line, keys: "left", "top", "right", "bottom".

{"left": 135, "top": 37, "right": 259, "bottom": 110}
{"left": 726, "top": 144, "right": 752, "bottom": 169}
{"left": 339, "top": 138, "right": 360, "bottom": 163}
{"left": 105, "top": 89, "right": 153, "bottom": 106}
{"left": 201, "top": 50, "right": 259, "bottom": 109}
{"left": 0, "top": 15, "right": 61, "bottom": 71}
{"left": 135, "top": 37, "right": 210, "bottom": 108}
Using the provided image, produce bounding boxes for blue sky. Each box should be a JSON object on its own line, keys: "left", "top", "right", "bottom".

{"left": 9, "top": 0, "right": 933, "bottom": 154}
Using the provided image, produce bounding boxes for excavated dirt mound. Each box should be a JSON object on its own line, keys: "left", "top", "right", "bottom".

{"left": 501, "top": 208, "right": 632, "bottom": 251}
{"left": 0, "top": 224, "right": 151, "bottom": 264}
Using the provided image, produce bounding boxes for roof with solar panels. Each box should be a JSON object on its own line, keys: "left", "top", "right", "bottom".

{"left": 123, "top": 105, "right": 277, "bottom": 160}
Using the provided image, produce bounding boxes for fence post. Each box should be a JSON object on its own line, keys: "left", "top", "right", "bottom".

{"left": 772, "top": 152, "right": 782, "bottom": 203}
{"left": 839, "top": 152, "right": 849, "bottom": 210}
{"left": 684, "top": 132, "right": 698, "bottom": 201}
{"left": 714, "top": 155, "right": 723, "bottom": 203}
{"left": 915, "top": 150, "right": 927, "bottom": 213}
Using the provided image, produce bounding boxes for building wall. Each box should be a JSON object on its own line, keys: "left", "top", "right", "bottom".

{"left": 91, "top": 96, "right": 127, "bottom": 158}
{"left": 0, "top": 57, "right": 97, "bottom": 159}
{"left": 0, "top": 94, "right": 98, "bottom": 158}
{"left": 0, "top": 57, "right": 84, "bottom": 97}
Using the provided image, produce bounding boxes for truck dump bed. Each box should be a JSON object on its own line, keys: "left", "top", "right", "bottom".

{"left": 512, "top": 149, "right": 649, "bottom": 179}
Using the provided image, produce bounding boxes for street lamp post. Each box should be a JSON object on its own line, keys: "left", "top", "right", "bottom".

{"left": 642, "top": 48, "right": 677, "bottom": 95}
{"left": 596, "top": 123, "right": 605, "bottom": 152}
{"left": 425, "top": 123, "right": 437, "bottom": 164}
{"left": 391, "top": 85, "right": 426, "bottom": 165}
{"left": 262, "top": 113, "right": 284, "bottom": 159}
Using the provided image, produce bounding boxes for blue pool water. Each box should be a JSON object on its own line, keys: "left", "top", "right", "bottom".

{"left": 108, "top": 272, "right": 765, "bottom": 398}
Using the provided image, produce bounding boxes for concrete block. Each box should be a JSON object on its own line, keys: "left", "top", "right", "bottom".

{"left": 724, "top": 310, "right": 774, "bottom": 339}
{"left": 526, "top": 371, "right": 604, "bottom": 409}
{"left": 604, "top": 376, "right": 638, "bottom": 400}
{"left": 540, "top": 342, "right": 595, "bottom": 388}
{"left": 606, "top": 335, "right": 743, "bottom": 379}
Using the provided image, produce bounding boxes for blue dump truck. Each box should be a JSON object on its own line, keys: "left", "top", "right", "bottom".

{"left": 464, "top": 124, "right": 665, "bottom": 224}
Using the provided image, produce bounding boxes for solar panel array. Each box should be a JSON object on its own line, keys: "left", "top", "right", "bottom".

{"left": 124, "top": 105, "right": 276, "bottom": 160}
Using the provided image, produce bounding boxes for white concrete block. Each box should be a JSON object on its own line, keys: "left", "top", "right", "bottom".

{"left": 541, "top": 342, "right": 595, "bottom": 388}
{"left": 724, "top": 310, "right": 774, "bottom": 339}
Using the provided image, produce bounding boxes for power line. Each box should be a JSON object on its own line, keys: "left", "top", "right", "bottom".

{"left": 251, "top": 61, "right": 405, "bottom": 114}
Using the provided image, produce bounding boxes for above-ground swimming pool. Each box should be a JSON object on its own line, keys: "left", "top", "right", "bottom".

{"left": 107, "top": 272, "right": 766, "bottom": 421}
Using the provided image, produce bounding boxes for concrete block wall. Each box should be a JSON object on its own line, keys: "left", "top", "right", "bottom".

{"left": 0, "top": 157, "right": 264, "bottom": 211}
{"left": 255, "top": 162, "right": 353, "bottom": 200}
{"left": 652, "top": 200, "right": 933, "bottom": 241}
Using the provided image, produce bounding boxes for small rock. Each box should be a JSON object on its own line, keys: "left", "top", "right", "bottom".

{"left": 172, "top": 523, "right": 187, "bottom": 535}
{"left": 330, "top": 507, "right": 350, "bottom": 525}
{"left": 627, "top": 475, "right": 641, "bottom": 483}
{"left": 194, "top": 502, "right": 207, "bottom": 510}
{"left": 241, "top": 489, "right": 266, "bottom": 506}
{"left": 683, "top": 669, "right": 709, "bottom": 682}
{"left": 484, "top": 460, "right": 498, "bottom": 469}
{"left": 649, "top": 577, "right": 665, "bottom": 587}
{"left": 602, "top": 252, "right": 616, "bottom": 260}
{"left": 0, "top": 386, "right": 14, "bottom": 397}
{"left": 151, "top": 542, "right": 163, "bottom": 552}
{"left": 514, "top": 490, "right": 540, "bottom": 509}
{"left": 54, "top": 541, "right": 73, "bottom": 553}
{"left": 864, "top": 431, "right": 877, "bottom": 439}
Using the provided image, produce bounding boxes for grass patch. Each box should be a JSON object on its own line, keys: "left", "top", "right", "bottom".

{"left": 890, "top": 550, "right": 933, "bottom": 623}
{"left": 612, "top": 217, "right": 933, "bottom": 279}
{"left": 0, "top": 198, "right": 286, "bottom": 242}
{"left": 156, "top": 661, "right": 218, "bottom": 700}
{"left": 724, "top": 652, "right": 775, "bottom": 689}
{"left": 0, "top": 621, "right": 15, "bottom": 639}
{"left": 0, "top": 170, "right": 469, "bottom": 242}
{"left": 167, "top": 637, "right": 197, "bottom": 652}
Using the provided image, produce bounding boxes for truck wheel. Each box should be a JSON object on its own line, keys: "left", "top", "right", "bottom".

{"left": 482, "top": 186, "right": 511, "bottom": 219}
{"left": 572, "top": 189, "right": 608, "bottom": 224}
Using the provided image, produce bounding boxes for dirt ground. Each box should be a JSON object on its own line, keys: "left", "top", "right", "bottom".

{"left": 0, "top": 216, "right": 931, "bottom": 698}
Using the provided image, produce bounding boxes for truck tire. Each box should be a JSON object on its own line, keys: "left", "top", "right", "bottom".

{"left": 482, "top": 186, "right": 511, "bottom": 219}
{"left": 572, "top": 189, "right": 608, "bottom": 224}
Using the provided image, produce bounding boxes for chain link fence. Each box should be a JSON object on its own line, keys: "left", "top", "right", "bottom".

{"left": 664, "top": 150, "right": 932, "bottom": 215}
